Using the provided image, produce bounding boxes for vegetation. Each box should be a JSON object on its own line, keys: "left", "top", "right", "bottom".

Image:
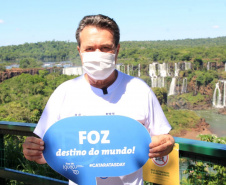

{"left": 4, "top": 135, "right": 67, "bottom": 185}
{"left": 187, "top": 70, "right": 219, "bottom": 87}
{"left": 151, "top": 87, "right": 203, "bottom": 136}
{"left": 19, "top": 58, "right": 42, "bottom": 68}
{"left": 151, "top": 87, "right": 168, "bottom": 105}
{"left": 182, "top": 135, "right": 226, "bottom": 185}
{"left": 0, "top": 70, "right": 76, "bottom": 123}
{"left": 162, "top": 105, "right": 201, "bottom": 136}
{"left": 1, "top": 71, "right": 76, "bottom": 184}
{"left": 1, "top": 37, "right": 226, "bottom": 184}
{"left": 1, "top": 37, "right": 226, "bottom": 66}
{"left": 0, "top": 41, "right": 79, "bottom": 63}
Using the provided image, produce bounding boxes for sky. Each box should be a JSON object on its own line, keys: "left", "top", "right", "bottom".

{"left": 0, "top": 0, "right": 226, "bottom": 47}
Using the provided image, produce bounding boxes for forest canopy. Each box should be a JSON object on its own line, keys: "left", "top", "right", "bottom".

{"left": 1, "top": 37, "right": 226, "bottom": 65}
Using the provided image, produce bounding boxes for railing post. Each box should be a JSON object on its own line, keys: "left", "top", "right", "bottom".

{"left": 0, "top": 134, "right": 6, "bottom": 184}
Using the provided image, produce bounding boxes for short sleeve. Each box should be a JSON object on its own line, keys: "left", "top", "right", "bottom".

{"left": 33, "top": 84, "right": 66, "bottom": 139}
{"left": 146, "top": 89, "right": 171, "bottom": 136}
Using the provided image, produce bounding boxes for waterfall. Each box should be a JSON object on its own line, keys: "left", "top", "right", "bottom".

{"left": 178, "top": 78, "right": 180, "bottom": 94}
{"left": 168, "top": 77, "right": 177, "bottom": 96}
{"left": 116, "top": 64, "right": 121, "bottom": 71}
{"left": 175, "top": 63, "right": 180, "bottom": 77}
{"left": 149, "top": 63, "right": 157, "bottom": 77}
{"left": 63, "top": 66, "right": 83, "bottom": 75}
{"left": 151, "top": 77, "right": 165, "bottom": 88}
{"left": 223, "top": 81, "right": 226, "bottom": 107}
{"left": 127, "top": 65, "right": 130, "bottom": 75}
{"left": 225, "top": 62, "right": 226, "bottom": 72}
{"left": 149, "top": 62, "right": 170, "bottom": 78}
{"left": 181, "top": 78, "right": 187, "bottom": 93}
{"left": 185, "top": 62, "right": 191, "bottom": 70}
{"left": 158, "top": 63, "right": 167, "bottom": 77}
{"left": 151, "top": 77, "right": 157, "bottom": 88}
{"left": 161, "top": 77, "right": 165, "bottom": 88}
{"left": 157, "top": 77, "right": 165, "bottom": 88}
{"left": 118, "top": 65, "right": 125, "bottom": 73}
{"left": 138, "top": 64, "right": 141, "bottom": 77}
{"left": 207, "top": 62, "right": 210, "bottom": 71}
{"left": 213, "top": 82, "right": 223, "bottom": 108}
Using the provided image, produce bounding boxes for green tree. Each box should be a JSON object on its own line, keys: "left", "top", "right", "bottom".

{"left": 38, "top": 69, "right": 49, "bottom": 77}
{"left": 193, "top": 57, "right": 203, "bottom": 70}
{"left": 152, "top": 87, "right": 168, "bottom": 105}
{"left": 19, "top": 58, "right": 42, "bottom": 68}
{"left": 0, "top": 64, "right": 6, "bottom": 71}
{"left": 181, "top": 53, "right": 192, "bottom": 61}
{"left": 183, "top": 135, "right": 226, "bottom": 185}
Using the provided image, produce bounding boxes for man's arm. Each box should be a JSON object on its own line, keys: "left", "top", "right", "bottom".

{"left": 149, "top": 134, "right": 175, "bottom": 158}
{"left": 23, "top": 136, "right": 47, "bottom": 164}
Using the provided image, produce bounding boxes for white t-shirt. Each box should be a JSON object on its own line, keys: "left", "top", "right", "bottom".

{"left": 34, "top": 70, "right": 171, "bottom": 185}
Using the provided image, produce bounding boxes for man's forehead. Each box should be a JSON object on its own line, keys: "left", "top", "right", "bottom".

{"left": 81, "top": 25, "right": 113, "bottom": 34}
{"left": 80, "top": 26, "right": 114, "bottom": 46}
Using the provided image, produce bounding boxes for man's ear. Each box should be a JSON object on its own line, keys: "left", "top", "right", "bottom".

{"left": 77, "top": 46, "right": 83, "bottom": 64}
{"left": 115, "top": 44, "right": 120, "bottom": 63}
{"left": 77, "top": 46, "right": 80, "bottom": 53}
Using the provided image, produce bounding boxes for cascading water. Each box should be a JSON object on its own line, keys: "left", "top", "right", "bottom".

{"left": 168, "top": 77, "right": 177, "bottom": 96}
{"left": 177, "top": 78, "right": 180, "bottom": 94}
{"left": 213, "top": 82, "right": 223, "bottom": 108}
{"left": 181, "top": 78, "right": 187, "bottom": 93}
{"left": 207, "top": 62, "right": 210, "bottom": 71}
{"left": 157, "top": 77, "right": 165, "bottom": 88}
{"left": 223, "top": 81, "right": 226, "bottom": 107}
{"left": 174, "top": 63, "right": 180, "bottom": 77}
{"left": 120, "top": 65, "right": 125, "bottom": 73}
{"left": 149, "top": 63, "right": 157, "bottom": 88}
{"left": 185, "top": 62, "right": 191, "bottom": 70}
{"left": 127, "top": 65, "right": 130, "bottom": 75}
{"left": 167, "top": 63, "right": 179, "bottom": 96}
{"left": 149, "top": 63, "right": 166, "bottom": 88}
{"left": 158, "top": 63, "right": 167, "bottom": 77}
{"left": 151, "top": 77, "right": 165, "bottom": 88}
{"left": 151, "top": 77, "right": 157, "bottom": 88}
{"left": 116, "top": 64, "right": 121, "bottom": 71}
{"left": 149, "top": 63, "right": 157, "bottom": 77}
{"left": 161, "top": 77, "right": 165, "bottom": 88}
{"left": 138, "top": 64, "right": 141, "bottom": 77}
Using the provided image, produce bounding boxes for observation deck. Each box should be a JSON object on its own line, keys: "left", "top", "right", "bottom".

{"left": 0, "top": 121, "right": 226, "bottom": 185}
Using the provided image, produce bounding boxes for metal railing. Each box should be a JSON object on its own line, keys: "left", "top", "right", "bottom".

{"left": 0, "top": 121, "right": 226, "bottom": 185}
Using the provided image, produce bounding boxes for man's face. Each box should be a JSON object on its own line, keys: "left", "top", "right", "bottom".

{"left": 77, "top": 26, "right": 120, "bottom": 62}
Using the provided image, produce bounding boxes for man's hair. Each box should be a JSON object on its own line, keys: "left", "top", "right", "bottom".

{"left": 76, "top": 14, "right": 120, "bottom": 47}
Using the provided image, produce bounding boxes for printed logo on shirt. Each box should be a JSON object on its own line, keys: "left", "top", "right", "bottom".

{"left": 106, "top": 112, "right": 115, "bottom": 115}
{"left": 75, "top": 112, "right": 116, "bottom": 116}
{"left": 74, "top": 112, "right": 115, "bottom": 116}
{"left": 75, "top": 113, "right": 82, "bottom": 116}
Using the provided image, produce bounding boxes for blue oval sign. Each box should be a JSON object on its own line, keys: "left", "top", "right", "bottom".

{"left": 43, "top": 115, "right": 151, "bottom": 185}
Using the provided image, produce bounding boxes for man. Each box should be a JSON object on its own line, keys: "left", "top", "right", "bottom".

{"left": 23, "top": 14, "right": 174, "bottom": 185}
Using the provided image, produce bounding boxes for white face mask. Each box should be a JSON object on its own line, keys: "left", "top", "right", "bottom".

{"left": 81, "top": 52, "right": 116, "bottom": 80}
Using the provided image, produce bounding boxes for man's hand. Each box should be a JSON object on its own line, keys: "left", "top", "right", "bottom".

{"left": 149, "top": 134, "right": 175, "bottom": 158}
{"left": 23, "top": 136, "right": 46, "bottom": 164}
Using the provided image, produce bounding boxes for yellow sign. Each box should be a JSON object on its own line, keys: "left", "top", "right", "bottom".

{"left": 143, "top": 143, "right": 179, "bottom": 185}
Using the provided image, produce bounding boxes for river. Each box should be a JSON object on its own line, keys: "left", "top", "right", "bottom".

{"left": 195, "top": 109, "right": 226, "bottom": 137}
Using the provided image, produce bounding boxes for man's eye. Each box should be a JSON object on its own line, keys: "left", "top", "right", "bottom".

{"left": 101, "top": 47, "right": 111, "bottom": 52}
{"left": 86, "top": 48, "right": 93, "bottom": 51}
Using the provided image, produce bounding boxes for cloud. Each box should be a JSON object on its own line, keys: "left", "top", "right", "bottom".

{"left": 0, "top": 19, "right": 4, "bottom": 24}
{"left": 212, "top": 25, "right": 219, "bottom": 29}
